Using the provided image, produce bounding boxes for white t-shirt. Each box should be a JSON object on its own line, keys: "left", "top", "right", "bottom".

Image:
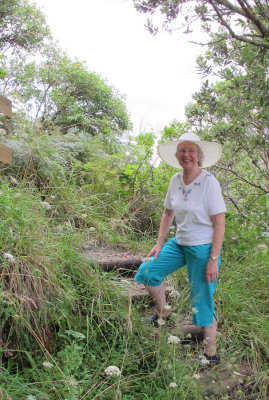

{"left": 164, "top": 170, "right": 226, "bottom": 246}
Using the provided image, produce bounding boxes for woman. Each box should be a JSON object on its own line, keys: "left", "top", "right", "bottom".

{"left": 134, "top": 133, "right": 226, "bottom": 364}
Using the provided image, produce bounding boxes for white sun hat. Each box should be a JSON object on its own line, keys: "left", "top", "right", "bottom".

{"left": 157, "top": 133, "right": 222, "bottom": 169}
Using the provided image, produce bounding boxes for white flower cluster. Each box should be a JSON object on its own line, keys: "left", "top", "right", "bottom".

{"left": 10, "top": 176, "right": 19, "bottom": 185}
{"left": 105, "top": 365, "right": 121, "bottom": 376}
{"left": 40, "top": 201, "right": 51, "bottom": 211}
{"left": 192, "top": 307, "right": 198, "bottom": 314}
{"left": 167, "top": 335, "right": 180, "bottom": 344}
{"left": 163, "top": 304, "right": 171, "bottom": 311}
{"left": 199, "top": 355, "right": 210, "bottom": 365}
{"left": 27, "top": 396, "right": 36, "bottom": 400}
{"left": 3, "top": 253, "right": 15, "bottom": 262}
{"left": 169, "top": 290, "right": 180, "bottom": 298}
{"left": 169, "top": 382, "right": 177, "bottom": 388}
{"left": 193, "top": 373, "right": 200, "bottom": 379}
{"left": 42, "top": 361, "right": 53, "bottom": 368}
{"left": 157, "top": 318, "right": 166, "bottom": 326}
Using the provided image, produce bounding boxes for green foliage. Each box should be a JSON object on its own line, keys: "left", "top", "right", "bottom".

{"left": 184, "top": 39, "right": 269, "bottom": 233}
{"left": 0, "top": 44, "right": 131, "bottom": 136}
{"left": 0, "top": 0, "right": 50, "bottom": 54}
{"left": 134, "top": 0, "right": 269, "bottom": 49}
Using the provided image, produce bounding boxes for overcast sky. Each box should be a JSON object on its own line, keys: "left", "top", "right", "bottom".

{"left": 32, "top": 0, "right": 205, "bottom": 134}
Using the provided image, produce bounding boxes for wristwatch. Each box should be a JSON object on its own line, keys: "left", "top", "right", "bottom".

{"left": 210, "top": 255, "right": 218, "bottom": 261}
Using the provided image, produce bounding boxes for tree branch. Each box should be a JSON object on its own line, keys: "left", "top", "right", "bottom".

{"left": 208, "top": 0, "right": 269, "bottom": 48}
{"left": 237, "top": 0, "right": 269, "bottom": 38}
{"left": 218, "top": 166, "right": 269, "bottom": 193}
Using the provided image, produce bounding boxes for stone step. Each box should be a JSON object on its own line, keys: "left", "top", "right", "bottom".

{"left": 83, "top": 245, "right": 143, "bottom": 274}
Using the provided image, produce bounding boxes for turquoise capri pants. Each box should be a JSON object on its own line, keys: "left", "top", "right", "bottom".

{"left": 134, "top": 237, "right": 221, "bottom": 327}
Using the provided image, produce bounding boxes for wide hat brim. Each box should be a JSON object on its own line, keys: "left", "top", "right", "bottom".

{"left": 157, "top": 140, "right": 222, "bottom": 169}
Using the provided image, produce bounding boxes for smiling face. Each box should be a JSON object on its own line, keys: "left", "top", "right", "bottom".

{"left": 176, "top": 141, "right": 200, "bottom": 170}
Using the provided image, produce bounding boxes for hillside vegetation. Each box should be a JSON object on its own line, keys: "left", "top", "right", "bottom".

{"left": 0, "top": 1, "right": 268, "bottom": 399}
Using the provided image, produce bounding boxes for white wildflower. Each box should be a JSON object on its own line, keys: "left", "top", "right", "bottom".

{"left": 40, "top": 201, "right": 51, "bottom": 211}
{"left": 157, "top": 318, "right": 166, "bottom": 326}
{"left": 169, "top": 382, "right": 177, "bottom": 388}
{"left": 50, "top": 195, "right": 56, "bottom": 199}
{"left": 227, "top": 386, "right": 230, "bottom": 389}
{"left": 193, "top": 374, "right": 200, "bottom": 379}
{"left": 167, "top": 335, "right": 180, "bottom": 344}
{"left": 0, "top": 113, "right": 5, "bottom": 119}
{"left": 88, "top": 227, "right": 96, "bottom": 232}
{"left": 233, "top": 371, "right": 244, "bottom": 376}
{"left": 0, "top": 128, "right": 6, "bottom": 135}
{"left": 81, "top": 214, "right": 87, "bottom": 218}
{"left": 105, "top": 365, "right": 121, "bottom": 376}
{"left": 10, "top": 176, "right": 19, "bottom": 184}
{"left": 211, "top": 380, "right": 215, "bottom": 383}
{"left": 192, "top": 307, "right": 198, "bottom": 314}
{"left": 199, "top": 357, "right": 210, "bottom": 366}
{"left": 3, "top": 252, "right": 15, "bottom": 262}
{"left": 169, "top": 290, "right": 180, "bottom": 298}
{"left": 42, "top": 361, "right": 53, "bottom": 368}
{"left": 163, "top": 304, "right": 171, "bottom": 311}
{"left": 142, "top": 257, "right": 153, "bottom": 262}
{"left": 27, "top": 396, "right": 36, "bottom": 400}
{"left": 66, "top": 376, "right": 78, "bottom": 386}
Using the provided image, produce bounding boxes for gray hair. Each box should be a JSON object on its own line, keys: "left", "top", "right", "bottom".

{"left": 197, "top": 144, "right": 204, "bottom": 167}
{"left": 175, "top": 142, "right": 205, "bottom": 167}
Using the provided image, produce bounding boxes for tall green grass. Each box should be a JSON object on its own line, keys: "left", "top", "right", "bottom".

{"left": 0, "top": 178, "right": 268, "bottom": 399}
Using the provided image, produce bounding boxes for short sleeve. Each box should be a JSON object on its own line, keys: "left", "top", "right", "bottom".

{"left": 163, "top": 178, "right": 174, "bottom": 210}
{"left": 205, "top": 175, "right": 226, "bottom": 216}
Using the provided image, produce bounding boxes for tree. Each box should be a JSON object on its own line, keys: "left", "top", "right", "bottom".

{"left": 0, "top": 0, "right": 50, "bottom": 55}
{"left": 0, "top": 45, "right": 131, "bottom": 137}
{"left": 185, "top": 38, "right": 268, "bottom": 231}
{"left": 133, "top": 0, "right": 269, "bottom": 49}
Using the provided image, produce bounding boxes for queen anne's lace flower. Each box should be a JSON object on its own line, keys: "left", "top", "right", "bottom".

{"left": 169, "top": 290, "right": 180, "bottom": 298}
{"left": 199, "top": 355, "right": 210, "bottom": 365}
{"left": 163, "top": 304, "right": 171, "bottom": 310}
{"left": 10, "top": 176, "right": 19, "bottom": 184}
{"left": 42, "top": 361, "right": 53, "bottom": 368}
{"left": 105, "top": 366, "right": 121, "bottom": 376}
{"left": 169, "top": 382, "right": 177, "bottom": 388}
{"left": 193, "top": 373, "right": 200, "bottom": 379}
{"left": 40, "top": 201, "right": 51, "bottom": 211}
{"left": 167, "top": 335, "right": 180, "bottom": 344}
{"left": 157, "top": 318, "right": 166, "bottom": 326}
{"left": 3, "top": 253, "right": 15, "bottom": 262}
{"left": 192, "top": 307, "right": 198, "bottom": 314}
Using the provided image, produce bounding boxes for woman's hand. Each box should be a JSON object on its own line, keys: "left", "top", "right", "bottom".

{"left": 206, "top": 259, "right": 218, "bottom": 284}
{"left": 147, "top": 243, "right": 162, "bottom": 260}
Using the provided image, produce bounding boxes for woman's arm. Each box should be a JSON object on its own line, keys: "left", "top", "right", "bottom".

{"left": 206, "top": 212, "right": 225, "bottom": 284}
{"left": 147, "top": 208, "right": 175, "bottom": 259}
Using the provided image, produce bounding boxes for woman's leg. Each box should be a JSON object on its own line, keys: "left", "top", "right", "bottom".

{"left": 146, "top": 284, "right": 170, "bottom": 317}
{"left": 184, "top": 244, "right": 220, "bottom": 355}
{"left": 203, "top": 315, "right": 217, "bottom": 356}
{"left": 135, "top": 238, "right": 185, "bottom": 317}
